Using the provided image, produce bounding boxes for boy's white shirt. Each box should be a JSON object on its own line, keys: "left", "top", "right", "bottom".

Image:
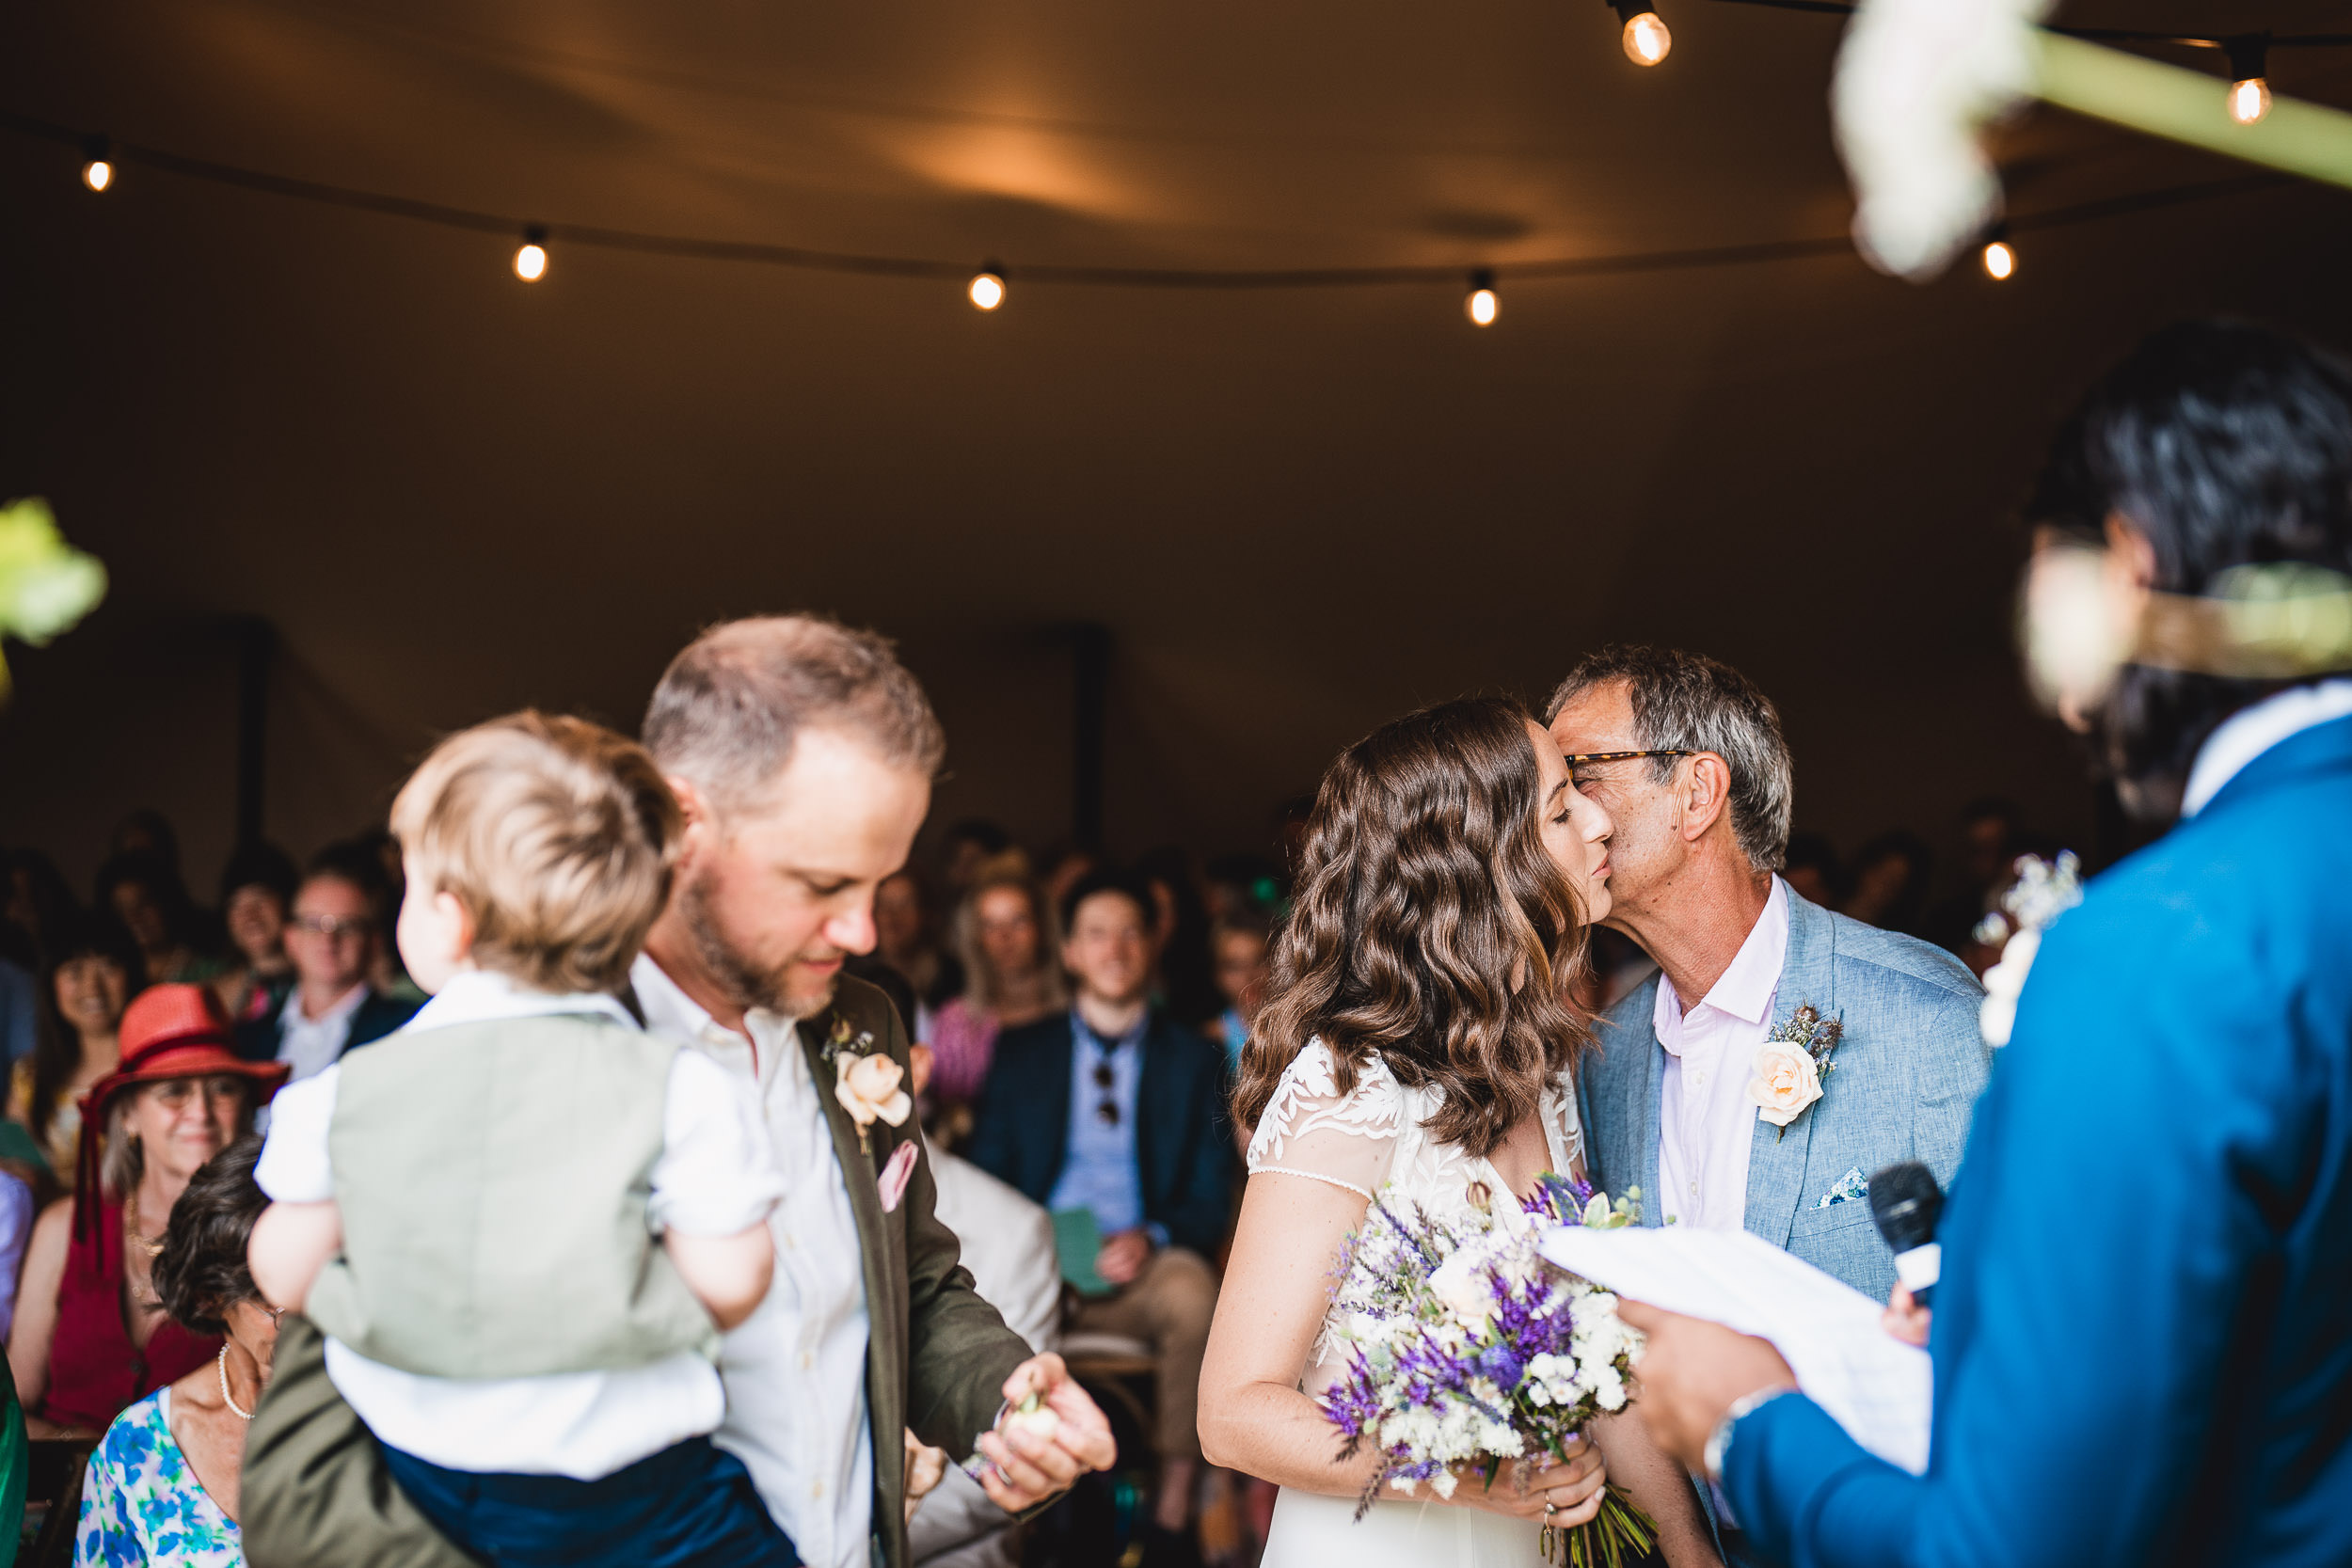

{"left": 254, "top": 969, "right": 784, "bottom": 1479}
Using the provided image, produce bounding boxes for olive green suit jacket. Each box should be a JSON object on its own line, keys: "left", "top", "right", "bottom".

{"left": 241, "top": 974, "right": 1035, "bottom": 1568}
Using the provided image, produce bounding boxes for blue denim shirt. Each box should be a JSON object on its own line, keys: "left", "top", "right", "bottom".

{"left": 1045, "top": 1008, "right": 1166, "bottom": 1246}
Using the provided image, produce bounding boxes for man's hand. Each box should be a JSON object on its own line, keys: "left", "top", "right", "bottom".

{"left": 1617, "top": 1301, "right": 1797, "bottom": 1473}
{"left": 973, "top": 1353, "right": 1118, "bottom": 1513}
{"left": 1881, "top": 1283, "right": 1931, "bottom": 1348}
{"left": 1096, "top": 1227, "right": 1154, "bottom": 1287}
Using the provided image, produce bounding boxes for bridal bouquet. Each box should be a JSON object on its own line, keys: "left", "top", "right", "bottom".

{"left": 1318, "top": 1174, "right": 1658, "bottom": 1568}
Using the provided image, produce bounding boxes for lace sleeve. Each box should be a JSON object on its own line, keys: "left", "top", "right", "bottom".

{"left": 1244, "top": 1042, "right": 1403, "bottom": 1200}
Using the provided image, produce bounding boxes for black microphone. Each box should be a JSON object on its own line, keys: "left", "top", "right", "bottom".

{"left": 1868, "top": 1161, "right": 1945, "bottom": 1308}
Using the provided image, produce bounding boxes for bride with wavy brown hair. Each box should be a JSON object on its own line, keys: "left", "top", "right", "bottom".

{"left": 1199, "top": 696, "right": 1716, "bottom": 1566}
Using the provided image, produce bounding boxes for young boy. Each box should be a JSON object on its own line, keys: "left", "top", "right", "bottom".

{"left": 248, "top": 712, "right": 798, "bottom": 1567}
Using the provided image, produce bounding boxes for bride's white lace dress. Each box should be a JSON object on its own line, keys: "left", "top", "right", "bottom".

{"left": 1245, "top": 1041, "right": 1588, "bottom": 1567}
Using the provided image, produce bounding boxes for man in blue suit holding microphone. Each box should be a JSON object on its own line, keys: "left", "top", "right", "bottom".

{"left": 1626, "top": 320, "right": 2352, "bottom": 1568}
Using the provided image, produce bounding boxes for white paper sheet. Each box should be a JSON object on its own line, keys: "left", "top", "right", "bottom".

{"left": 1539, "top": 1226, "right": 1932, "bottom": 1474}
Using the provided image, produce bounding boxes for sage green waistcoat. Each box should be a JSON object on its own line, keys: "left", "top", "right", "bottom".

{"left": 303, "top": 1012, "right": 719, "bottom": 1380}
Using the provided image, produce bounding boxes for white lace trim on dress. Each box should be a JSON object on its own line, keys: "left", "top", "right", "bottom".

{"left": 1244, "top": 1039, "right": 1403, "bottom": 1170}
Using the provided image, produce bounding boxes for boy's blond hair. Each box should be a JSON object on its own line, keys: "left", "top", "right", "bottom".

{"left": 389, "top": 712, "right": 680, "bottom": 994}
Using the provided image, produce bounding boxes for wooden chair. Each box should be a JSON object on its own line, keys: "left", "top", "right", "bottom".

{"left": 22, "top": 1438, "right": 94, "bottom": 1568}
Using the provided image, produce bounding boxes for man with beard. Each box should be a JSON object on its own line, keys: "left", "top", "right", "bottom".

{"left": 243, "top": 615, "right": 1115, "bottom": 1568}
{"left": 1622, "top": 322, "right": 2352, "bottom": 1568}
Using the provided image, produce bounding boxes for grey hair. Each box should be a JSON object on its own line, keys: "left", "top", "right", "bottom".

{"left": 643, "top": 615, "right": 946, "bottom": 809}
{"left": 1544, "top": 645, "right": 1794, "bottom": 871}
{"left": 102, "top": 1097, "right": 145, "bottom": 1200}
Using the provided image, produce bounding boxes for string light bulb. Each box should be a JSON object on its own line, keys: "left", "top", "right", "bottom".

{"left": 2224, "top": 36, "right": 2271, "bottom": 125}
{"left": 1980, "top": 227, "right": 2015, "bottom": 281}
{"left": 968, "top": 265, "right": 1006, "bottom": 311}
{"left": 1465, "top": 270, "right": 1499, "bottom": 326}
{"left": 514, "top": 225, "right": 548, "bottom": 282}
{"left": 81, "top": 135, "right": 113, "bottom": 192}
{"left": 1610, "top": 3, "right": 1672, "bottom": 67}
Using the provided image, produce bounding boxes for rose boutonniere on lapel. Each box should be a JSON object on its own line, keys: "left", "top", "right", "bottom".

{"left": 1748, "top": 1002, "right": 1845, "bottom": 1141}
{"left": 834, "top": 1053, "right": 913, "bottom": 1152}
{"left": 824, "top": 1015, "right": 909, "bottom": 1152}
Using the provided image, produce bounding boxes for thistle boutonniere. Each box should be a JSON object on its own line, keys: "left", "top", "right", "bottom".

{"left": 1748, "top": 1002, "right": 1844, "bottom": 1141}
{"left": 824, "top": 1014, "right": 907, "bottom": 1153}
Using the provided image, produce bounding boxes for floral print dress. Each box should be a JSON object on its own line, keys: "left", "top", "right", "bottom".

{"left": 75, "top": 1386, "right": 244, "bottom": 1567}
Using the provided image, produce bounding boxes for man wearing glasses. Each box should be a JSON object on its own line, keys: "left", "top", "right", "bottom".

{"left": 1548, "top": 645, "right": 1990, "bottom": 1293}
{"left": 233, "top": 851, "right": 419, "bottom": 1082}
{"left": 1548, "top": 647, "right": 1990, "bottom": 1563}
{"left": 968, "top": 866, "right": 1232, "bottom": 1565}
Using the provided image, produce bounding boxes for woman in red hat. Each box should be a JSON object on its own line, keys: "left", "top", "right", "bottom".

{"left": 5, "top": 984, "right": 287, "bottom": 1437}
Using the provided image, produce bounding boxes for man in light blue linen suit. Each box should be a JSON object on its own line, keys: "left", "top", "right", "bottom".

{"left": 1552, "top": 647, "right": 1991, "bottom": 1308}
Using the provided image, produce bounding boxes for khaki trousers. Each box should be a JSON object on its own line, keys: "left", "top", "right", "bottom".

{"left": 1068, "top": 1246, "right": 1217, "bottom": 1461}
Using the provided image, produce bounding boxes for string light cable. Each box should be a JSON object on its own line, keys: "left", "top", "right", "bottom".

{"left": 0, "top": 105, "right": 2312, "bottom": 302}
{"left": 1629, "top": 0, "right": 2348, "bottom": 125}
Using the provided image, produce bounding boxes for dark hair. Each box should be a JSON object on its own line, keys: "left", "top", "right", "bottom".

{"left": 4, "top": 847, "right": 80, "bottom": 968}
{"left": 1137, "top": 846, "right": 1220, "bottom": 1027}
{"left": 943, "top": 819, "right": 1012, "bottom": 856}
{"left": 25, "top": 911, "right": 146, "bottom": 1143}
{"left": 151, "top": 1135, "right": 268, "bottom": 1335}
{"left": 307, "top": 839, "right": 392, "bottom": 906}
{"left": 1544, "top": 646, "right": 1794, "bottom": 870}
{"left": 219, "top": 840, "right": 300, "bottom": 907}
{"left": 109, "top": 810, "right": 182, "bottom": 875}
{"left": 1781, "top": 832, "right": 1844, "bottom": 896}
{"left": 1850, "top": 830, "right": 1933, "bottom": 934}
{"left": 1236, "top": 696, "right": 1592, "bottom": 1160}
{"left": 1058, "top": 867, "right": 1156, "bottom": 938}
{"left": 93, "top": 849, "right": 200, "bottom": 953}
{"left": 2031, "top": 321, "right": 2352, "bottom": 810}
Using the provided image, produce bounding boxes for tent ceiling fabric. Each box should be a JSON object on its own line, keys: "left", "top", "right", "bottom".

{"left": 4, "top": 0, "right": 2351, "bottom": 882}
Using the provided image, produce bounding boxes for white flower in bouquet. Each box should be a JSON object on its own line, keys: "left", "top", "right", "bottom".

{"left": 1319, "top": 1177, "right": 1659, "bottom": 1565}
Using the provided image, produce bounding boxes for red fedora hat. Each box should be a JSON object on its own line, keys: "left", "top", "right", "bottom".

{"left": 73, "top": 984, "right": 290, "bottom": 1225}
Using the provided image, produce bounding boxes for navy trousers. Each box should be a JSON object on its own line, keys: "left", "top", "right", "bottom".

{"left": 381, "top": 1434, "right": 801, "bottom": 1568}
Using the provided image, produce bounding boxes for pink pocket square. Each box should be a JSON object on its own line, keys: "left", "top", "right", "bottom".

{"left": 879, "top": 1139, "right": 920, "bottom": 1213}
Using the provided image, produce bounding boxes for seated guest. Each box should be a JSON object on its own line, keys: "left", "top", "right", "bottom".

{"left": 876, "top": 869, "right": 963, "bottom": 1024}
{"left": 1839, "top": 829, "right": 1933, "bottom": 936}
{"left": 1207, "top": 913, "right": 1270, "bottom": 1075}
{"left": 8, "top": 985, "right": 285, "bottom": 1438}
{"left": 13, "top": 911, "right": 143, "bottom": 1183}
{"left": 231, "top": 857, "right": 417, "bottom": 1083}
{"left": 213, "top": 843, "right": 299, "bottom": 1024}
{"left": 968, "top": 868, "right": 1232, "bottom": 1559}
{"left": 75, "top": 1136, "right": 277, "bottom": 1566}
{"left": 929, "top": 871, "right": 1067, "bottom": 1112}
{"left": 95, "top": 850, "right": 220, "bottom": 989}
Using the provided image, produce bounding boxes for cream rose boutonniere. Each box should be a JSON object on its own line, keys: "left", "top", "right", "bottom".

{"left": 1750, "top": 1041, "right": 1824, "bottom": 1128}
{"left": 1748, "top": 1002, "right": 1845, "bottom": 1141}
{"left": 835, "top": 1052, "right": 913, "bottom": 1151}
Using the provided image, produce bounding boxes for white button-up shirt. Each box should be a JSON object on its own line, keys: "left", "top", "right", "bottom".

{"left": 1654, "top": 877, "right": 1790, "bottom": 1233}
{"left": 276, "top": 980, "right": 369, "bottom": 1083}
{"left": 629, "top": 955, "right": 875, "bottom": 1568}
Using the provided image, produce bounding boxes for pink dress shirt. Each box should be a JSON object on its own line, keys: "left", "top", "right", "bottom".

{"left": 1652, "top": 876, "right": 1790, "bottom": 1232}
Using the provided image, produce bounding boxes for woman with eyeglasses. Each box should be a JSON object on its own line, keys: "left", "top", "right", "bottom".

{"left": 8, "top": 986, "right": 287, "bottom": 1440}
{"left": 76, "top": 1134, "right": 278, "bottom": 1566}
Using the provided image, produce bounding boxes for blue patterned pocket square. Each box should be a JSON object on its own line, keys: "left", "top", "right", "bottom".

{"left": 1818, "top": 1166, "right": 1869, "bottom": 1208}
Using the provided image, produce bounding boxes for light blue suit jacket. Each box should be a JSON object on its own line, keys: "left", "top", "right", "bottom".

{"left": 1725, "top": 717, "right": 2352, "bottom": 1568}
{"left": 1577, "top": 885, "right": 1990, "bottom": 1304}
